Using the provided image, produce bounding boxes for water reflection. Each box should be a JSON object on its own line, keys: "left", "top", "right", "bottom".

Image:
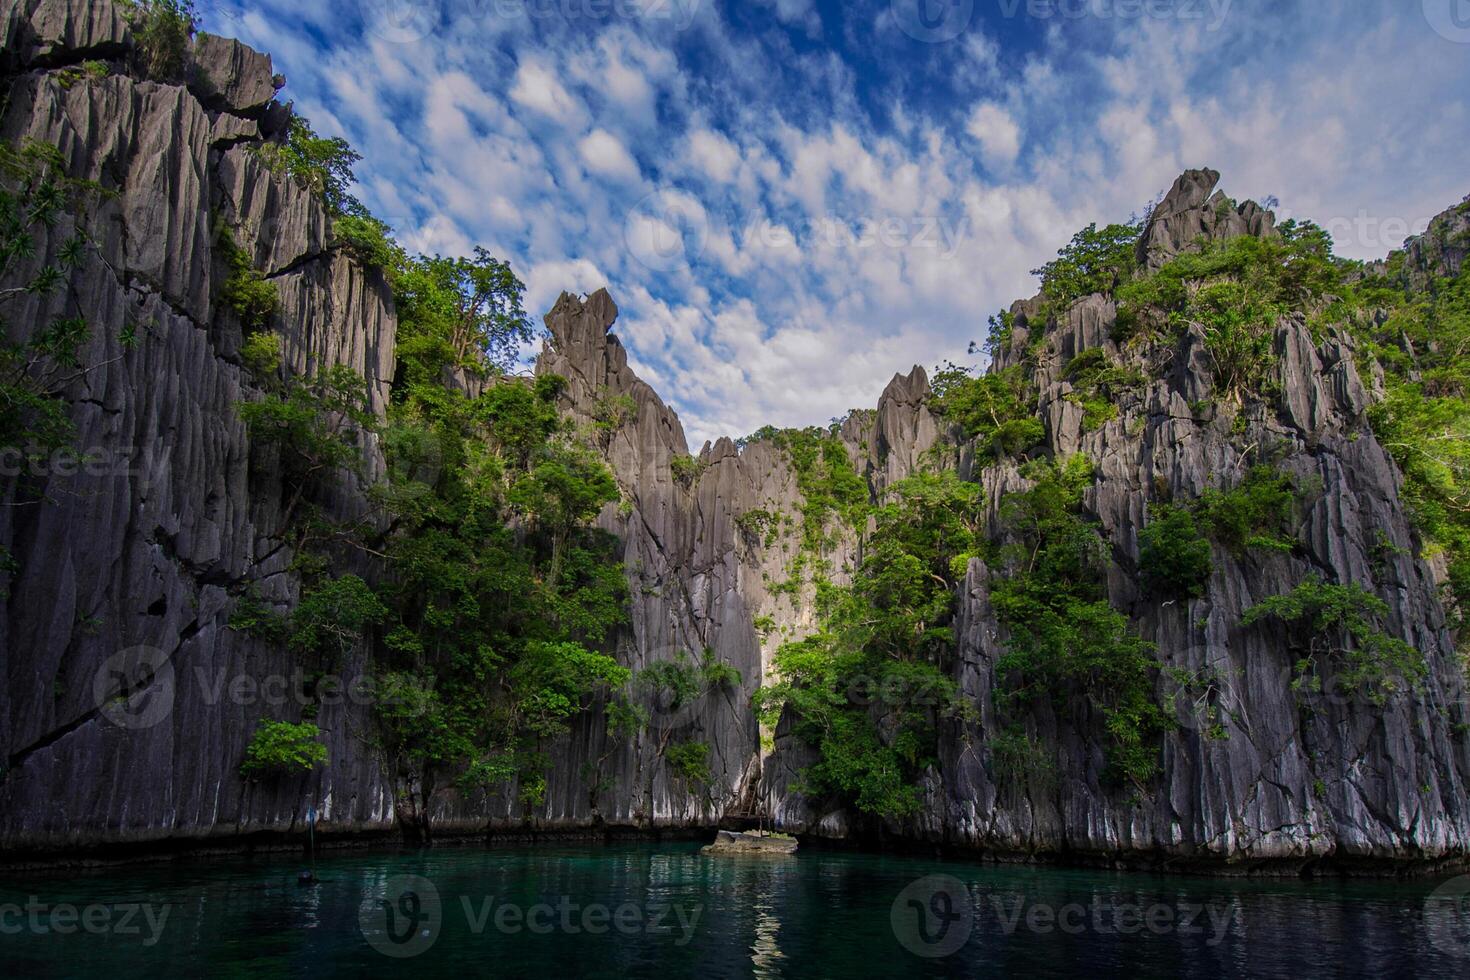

{"left": 1, "top": 843, "right": 1467, "bottom": 978}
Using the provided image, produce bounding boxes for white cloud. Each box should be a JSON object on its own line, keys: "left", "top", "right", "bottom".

{"left": 508, "top": 59, "right": 587, "bottom": 128}
{"left": 213, "top": 0, "right": 1470, "bottom": 446}
{"left": 578, "top": 129, "right": 642, "bottom": 183}
{"left": 965, "top": 102, "right": 1022, "bottom": 172}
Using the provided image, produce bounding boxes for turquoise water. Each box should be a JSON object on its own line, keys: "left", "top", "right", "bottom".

{"left": 2, "top": 841, "right": 1468, "bottom": 977}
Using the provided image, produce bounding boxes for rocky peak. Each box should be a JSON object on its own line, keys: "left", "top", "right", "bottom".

{"left": 190, "top": 33, "right": 282, "bottom": 116}
{"left": 1137, "top": 166, "right": 1276, "bottom": 269}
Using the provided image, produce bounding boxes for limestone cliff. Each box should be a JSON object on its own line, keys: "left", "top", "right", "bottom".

{"left": 2, "top": 6, "right": 1467, "bottom": 872}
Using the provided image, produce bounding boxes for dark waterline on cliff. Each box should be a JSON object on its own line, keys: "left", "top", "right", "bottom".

{"left": 3, "top": 842, "right": 1467, "bottom": 978}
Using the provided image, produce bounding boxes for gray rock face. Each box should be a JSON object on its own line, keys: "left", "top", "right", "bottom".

{"left": 1137, "top": 167, "right": 1277, "bottom": 270}
{"left": 1, "top": 0, "right": 131, "bottom": 70}
{"left": 0, "top": 4, "right": 396, "bottom": 850}
{"left": 189, "top": 33, "right": 280, "bottom": 115}
{"left": 2, "top": 4, "right": 1468, "bottom": 871}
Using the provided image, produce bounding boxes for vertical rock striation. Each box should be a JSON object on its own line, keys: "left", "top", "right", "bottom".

{"left": 1, "top": 8, "right": 1467, "bottom": 871}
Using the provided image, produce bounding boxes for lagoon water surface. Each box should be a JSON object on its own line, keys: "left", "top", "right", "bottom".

{"left": 4, "top": 842, "right": 1468, "bottom": 977}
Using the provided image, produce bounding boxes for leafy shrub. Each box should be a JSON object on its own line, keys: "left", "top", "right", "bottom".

{"left": 929, "top": 363, "right": 1045, "bottom": 458}
{"left": 122, "top": 0, "right": 195, "bottom": 82}
{"left": 333, "top": 214, "right": 400, "bottom": 270}
{"left": 1243, "top": 577, "right": 1425, "bottom": 705}
{"left": 1063, "top": 348, "right": 1143, "bottom": 431}
{"left": 670, "top": 453, "right": 704, "bottom": 486}
{"left": 1138, "top": 503, "right": 1213, "bottom": 599}
{"left": 228, "top": 588, "right": 288, "bottom": 643}
{"left": 215, "top": 220, "right": 279, "bottom": 329}
{"left": 664, "top": 740, "right": 711, "bottom": 786}
{"left": 734, "top": 508, "right": 782, "bottom": 547}
{"left": 591, "top": 390, "right": 638, "bottom": 445}
{"left": 240, "top": 720, "right": 327, "bottom": 778}
{"left": 989, "top": 727, "right": 1057, "bottom": 794}
{"left": 56, "top": 61, "right": 111, "bottom": 88}
{"left": 992, "top": 456, "right": 1168, "bottom": 787}
{"left": 1198, "top": 465, "right": 1299, "bottom": 555}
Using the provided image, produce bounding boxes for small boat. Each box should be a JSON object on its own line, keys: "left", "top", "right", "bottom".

{"left": 701, "top": 829, "right": 798, "bottom": 855}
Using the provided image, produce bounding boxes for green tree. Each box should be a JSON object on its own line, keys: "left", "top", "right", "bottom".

{"left": 991, "top": 456, "right": 1168, "bottom": 787}
{"left": 928, "top": 362, "right": 1044, "bottom": 458}
{"left": 1243, "top": 577, "right": 1425, "bottom": 705}
{"left": 240, "top": 720, "right": 327, "bottom": 779}
{"left": 393, "top": 249, "right": 534, "bottom": 382}
{"left": 122, "top": 0, "right": 196, "bottom": 82}
{"left": 253, "top": 115, "right": 365, "bottom": 218}
{"left": 1031, "top": 222, "right": 1141, "bottom": 323}
{"left": 1138, "top": 503, "right": 1213, "bottom": 599}
{"left": 755, "top": 471, "right": 980, "bottom": 819}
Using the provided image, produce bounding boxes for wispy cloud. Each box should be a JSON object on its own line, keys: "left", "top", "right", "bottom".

{"left": 202, "top": 0, "right": 1470, "bottom": 447}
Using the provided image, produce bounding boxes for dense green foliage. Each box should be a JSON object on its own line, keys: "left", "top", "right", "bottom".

{"left": 1031, "top": 222, "right": 1141, "bottom": 324}
{"left": 664, "top": 740, "right": 712, "bottom": 786}
{"left": 215, "top": 219, "right": 280, "bottom": 329}
{"left": 1243, "top": 577, "right": 1425, "bottom": 705}
{"left": 0, "top": 137, "right": 121, "bottom": 592}
{"left": 392, "top": 248, "right": 534, "bottom": 383}
{"left": 991, "top": 456, "right": 1168, "bottom": 787}
{"left": 747, "top": 425, "right": 870, "bottom": 557}
{"left": 227, "top": 122, "right": 630, "bottom": 806}
{"left": 333, "top": 214, "right": 401, "bottom": 270}
{"left": 253, "top": 115, "right": 365, "bottom": 218}
{"left": 121, "top": 0, "right": 195, "bottom": 82}
{"left": 1115, "top": 223, "right": 1342, "bottom": 400}
{"left": 1360, "top": 244, "right": 1470, "bottom": 629}
{"left": 239, "top": 720, "right": 327, "bottom": 778}
{"left": 928, "top": 362, "right": 1044, "bottom": 458}
{"left": 0, "top": 141, "right": 107, "bottom": 463}
{"left": 755, "top": 472, "right": 981, "bottom": 818}
{"left": 1197, "top": 465, "right": 1301, "bottom": 555}
{"left": 370, "top": 371, "right": 628, "bottom": 800}
{"left": 1137, "top": 503, "right": 1213, "bottom": 599}
{"left": 237, "top": 333, "right": 377, "bottom": 533}
{"left": 1062, "top": 347, "right": 1143, "bottom": 431}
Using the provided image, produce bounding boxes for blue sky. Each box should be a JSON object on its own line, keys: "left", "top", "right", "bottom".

{"left": 201, "top": 0, "right": 1470, "bottom": 448}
